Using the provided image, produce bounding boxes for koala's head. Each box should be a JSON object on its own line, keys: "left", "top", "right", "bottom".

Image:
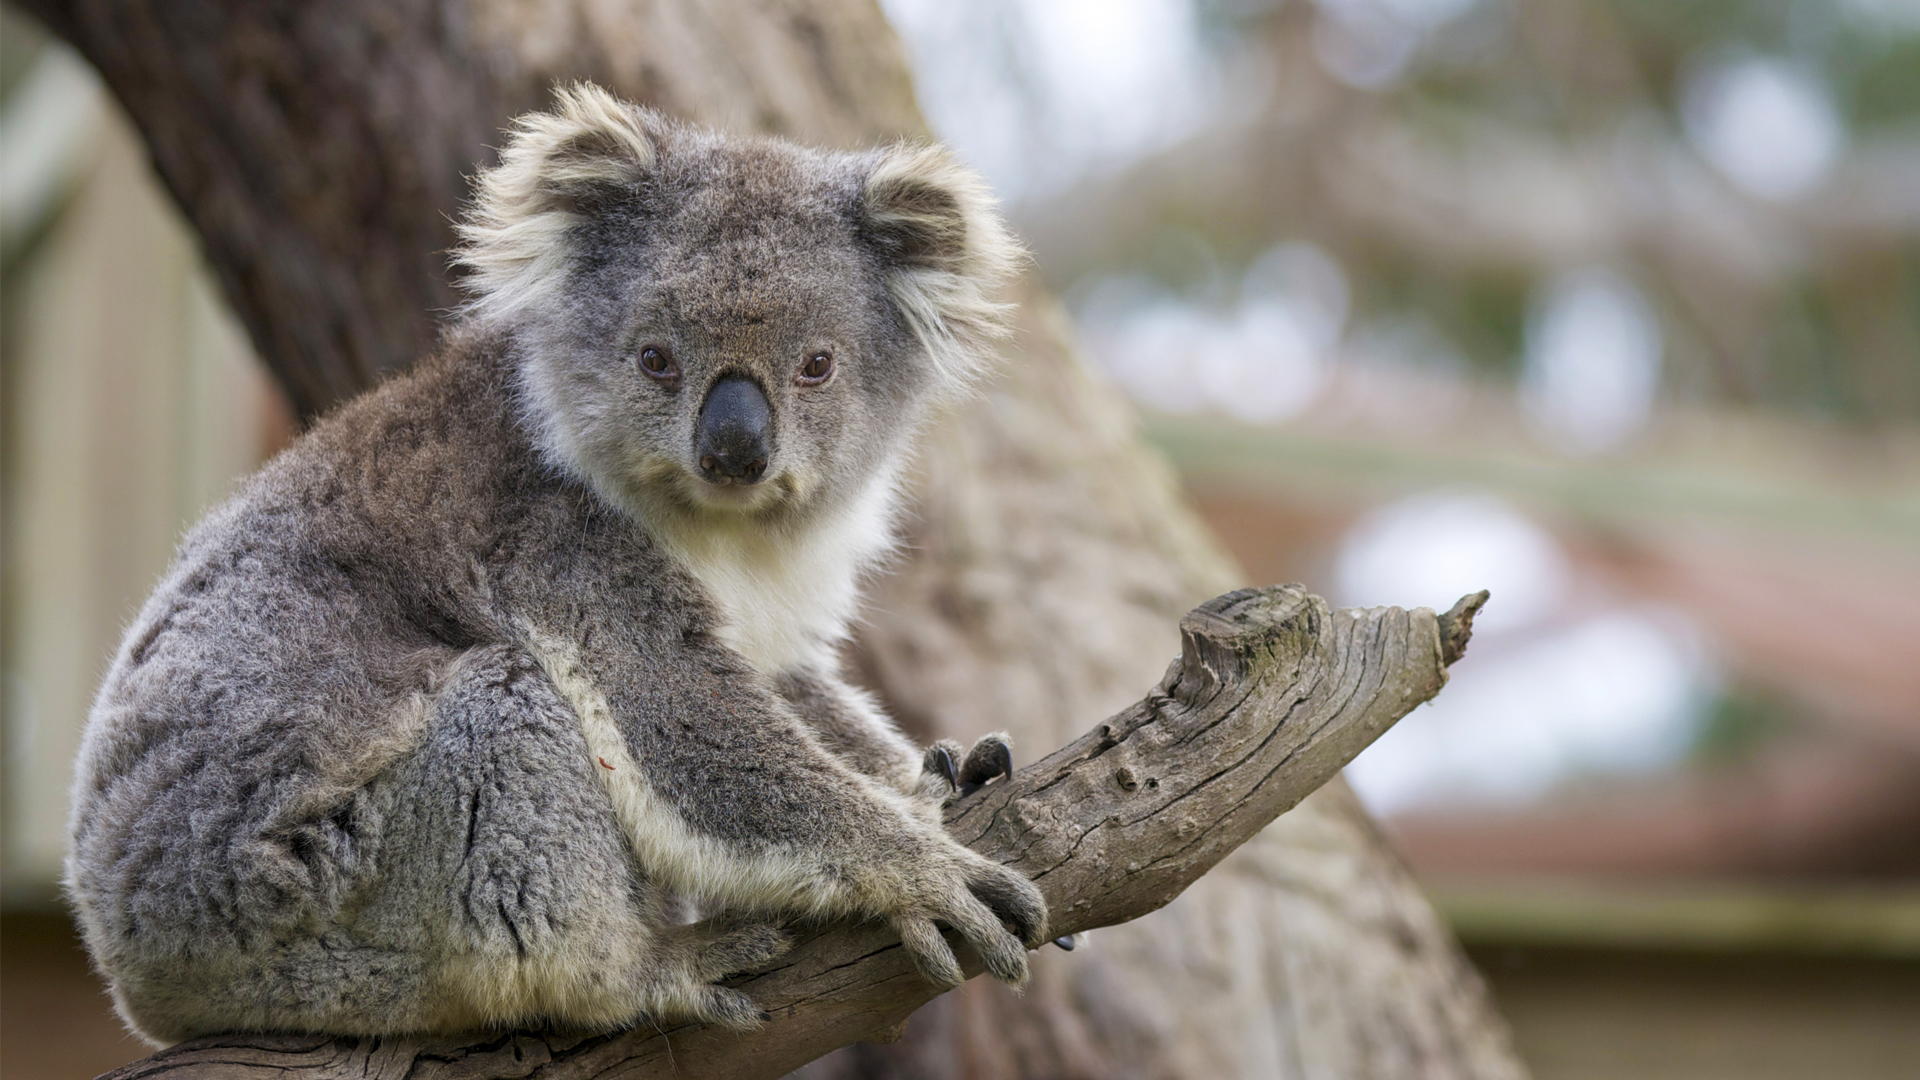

{"left": 455, "top": 84, "right": 1018, "bottom": 527}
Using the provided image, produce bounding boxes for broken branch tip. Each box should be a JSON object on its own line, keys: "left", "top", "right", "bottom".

{"left": 1437, "top": 590, "right": 1490, "bottom": 666}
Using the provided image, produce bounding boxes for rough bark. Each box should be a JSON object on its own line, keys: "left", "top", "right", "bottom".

{"left": 13, "top": 0, "right": 923, "bottom": 418}
{"left": 21, "top": 1, "right": 1527, "bottom": 1077}
{"left": 97, "top": 587, "right": 1487, "bottom": 1080}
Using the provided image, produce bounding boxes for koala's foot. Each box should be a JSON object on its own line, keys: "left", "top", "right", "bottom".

{"left": 644, "top": 918, "right": 794, "bottom": 1030}
{"left": 919, "top": 732, "right": 1015, "bottom": 802}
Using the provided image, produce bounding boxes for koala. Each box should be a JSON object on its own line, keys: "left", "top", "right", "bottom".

{"left": 64, "top": 84, "right": 1047, "bottom": 1046}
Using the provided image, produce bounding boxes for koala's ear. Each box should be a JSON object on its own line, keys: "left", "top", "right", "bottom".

{"left": 859, "top": 144, "right": 1022, "bottom": 389}
{"left": 456, "top": 82, "right": 659, "bottom": 324}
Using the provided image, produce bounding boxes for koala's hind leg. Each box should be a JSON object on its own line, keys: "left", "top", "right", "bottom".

{"left": 373, "top": 644, "right": 788, "bottom": 1033}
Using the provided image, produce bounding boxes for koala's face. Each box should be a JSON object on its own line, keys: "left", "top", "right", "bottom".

{"left": 531, "top": 154, "right": 921, "bottom": 518}
{"left": 458, "top": 88, "right": 1018, "bottom": 525}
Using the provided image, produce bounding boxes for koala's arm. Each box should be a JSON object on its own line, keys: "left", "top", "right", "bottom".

{"left": 772, "top": 670, "right": 1015, "bottom": 817}
{"left": 500, "top": 550, "right": 1045, "bottom": 988}
{"left": 771, "top": 670, "right": 919, "bottom": 789}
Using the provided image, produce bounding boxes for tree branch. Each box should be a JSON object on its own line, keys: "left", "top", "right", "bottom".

{"left": 98, "top": 584, "right": 1484, "bottom": 1080}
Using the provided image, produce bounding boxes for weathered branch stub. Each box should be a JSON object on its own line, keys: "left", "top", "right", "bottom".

{"left": 99, "top": 584, "right": 1485, "bottom": 1080}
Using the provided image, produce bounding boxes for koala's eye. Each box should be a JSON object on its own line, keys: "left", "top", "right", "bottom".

{"left": 636, "top": 345, "right": 678, "bottom": 382}
{"left": 796, "top": 351, "right": 834, "bottom": 386}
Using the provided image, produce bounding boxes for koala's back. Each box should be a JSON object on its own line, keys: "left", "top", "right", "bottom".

{"left": 65, "top": 336, "right": 675, "bottom": 1040}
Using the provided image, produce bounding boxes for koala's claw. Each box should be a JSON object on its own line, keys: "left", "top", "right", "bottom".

{"left": 920, "top": 734, "right": 1015, "bottom": 804}
{"left": 957, "top": 733, "right": 1013, "bottom": 797}
{"left": 922, "top": 740, "right": 963, "bottom": 794}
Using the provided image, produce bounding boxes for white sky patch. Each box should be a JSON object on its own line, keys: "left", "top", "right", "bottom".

{"left": 1335, "top": 490, "right": 1568, "bottom": 633}
{"left": 1347, "top": 610, "right": 1713, "bottom": 814}
{"left": 1682, "top": 54, "right": 1846, "bottom": 203}
{"left": 1334, "top": 490, "right": 1713, "bottom": 814}
{"left": 1078, "top": 295, "right": 1330, "bottom": 420}
{"left": 1332, "top": 314, "right": 1472, "bottom": 427}
{"left": 1521, "top": 267, "right": 1663, "bottom": 454}
{"left": 880, "top": 0, "right": 1219, "bottom": 203}
{"left": 1839, "top": 0, "right": 1920, "bottom": 33}
{"left": 1242, "top": 242, "right": 1350, "bottom": 350}
{"left": 1076, "top": 242, "right": 1348, "bottom": 421}
{"left": 1213, "top": 302, "right": 1330, "bottom": 421}
{"left": 1310, "top": 0, "right": 1484, "bottom": 89}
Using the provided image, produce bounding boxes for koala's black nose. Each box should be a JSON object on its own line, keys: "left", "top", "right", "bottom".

{"left": 695, "top": 376, "right": 772, "bottom": 484}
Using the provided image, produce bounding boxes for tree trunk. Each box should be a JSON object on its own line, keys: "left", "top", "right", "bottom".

{"left": 20, "top": 1, "right": 1526, "bottom": 1076}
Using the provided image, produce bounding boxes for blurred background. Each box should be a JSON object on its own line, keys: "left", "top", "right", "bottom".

{"left": 3, "top": 0, "right": 1917, "bottom": 1077}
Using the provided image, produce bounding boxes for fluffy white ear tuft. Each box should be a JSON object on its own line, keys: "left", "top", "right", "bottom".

{"left": 860, "top": 144, "right": 1022, "bottom": 390}
{"left": 455, "top": 82, "right": 657, "bottom": 325}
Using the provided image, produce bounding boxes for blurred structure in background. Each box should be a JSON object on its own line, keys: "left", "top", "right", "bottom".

{"left": 1, "top": 11, "right": 290, "bottom": 909}
{"left": 3, "top": 1, "right": 1917, "bottom": 1077}
{"left": 884, "top": 0, "right": 1920, "bottom": 1076}
{"left": 1, "top": 10, "right": 293, "bottom": 1076}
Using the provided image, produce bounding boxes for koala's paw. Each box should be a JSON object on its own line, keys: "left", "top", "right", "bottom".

{"left": 958, "top": 732, "right": 1013, "bottom": 796}
{"left": 688, "top": 920, "right": 795, "bottom": 982}
{"left": 649, "top": 919, "right": 794, "bottom": 1030}
{"left": 674, "top": 983, "right": 772, "bottom": 1031}
{"left": 918, "top": 732, "right": 1015, "bottom": 804}
{"left": 921, "top": 739, "right": 965, "bottom": 798}
{"left": 886, "top": 844, "right": 1049, "bottom": 991}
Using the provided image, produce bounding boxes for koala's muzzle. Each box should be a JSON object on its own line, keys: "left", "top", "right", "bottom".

{"left": 696, "top": 377, "right": 772, "bottom": 484}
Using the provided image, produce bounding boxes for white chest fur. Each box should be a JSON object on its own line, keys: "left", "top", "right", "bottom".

{"left": 657, "top": 476, "right": 899, "bottom": 676}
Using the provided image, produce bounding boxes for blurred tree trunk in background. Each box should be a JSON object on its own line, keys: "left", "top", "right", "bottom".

{"left": 17, "top": 0, "right": 1524, "bottom": 1076}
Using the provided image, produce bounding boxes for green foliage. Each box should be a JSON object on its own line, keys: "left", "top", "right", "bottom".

{"left": 1690, "top": 686, "right": 1798, "bottom": 765}
{"left": 1841, "top": 34, "right": 1920, "bottom": 129}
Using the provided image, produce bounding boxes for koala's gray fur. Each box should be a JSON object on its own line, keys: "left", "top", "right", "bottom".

{"left": 64, "top": 84, "right": 1046, "bottom": 1045}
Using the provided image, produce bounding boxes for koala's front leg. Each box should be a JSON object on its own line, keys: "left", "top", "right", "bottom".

{"left": 772, "top": 670, "right": 921, "bottom": 791}
{"left": 517, "top": 622, "right": 1049, "bottom": 990}
{"left": 773, "top": 670, "right": 1013, "bottom": 819}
